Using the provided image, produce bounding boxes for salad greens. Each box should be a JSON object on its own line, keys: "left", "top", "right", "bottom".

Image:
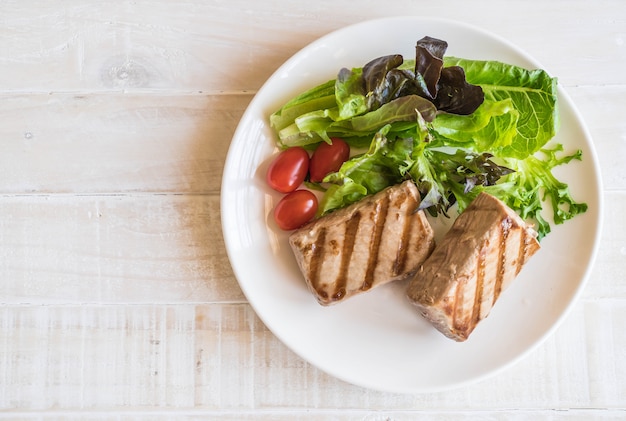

{"left": 269, "top": 36, "right": 587, "bottom": 240}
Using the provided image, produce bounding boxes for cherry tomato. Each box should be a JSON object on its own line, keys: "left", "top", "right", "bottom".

{"left": 266, "top": 147, "right": 310, "bottom": 193}
{"left": 273, "top": 189, "right": 318, "bottom": 231}
{"left": 309, "top": 137, "right": 350, "bottom": 182}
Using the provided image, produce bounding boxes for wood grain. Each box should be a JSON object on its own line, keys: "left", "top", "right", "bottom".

{"left": 1, "top": 0, "right": 624, "bottom": 93}
{"left": 0, "top": 93, "right": 249, "bottom": 194}
{"left": 0, "top": 84, "right": 622, "bottom": 196}
{"left": 0, "top": 301, "right": 624, "bottom": 412}
{"left": 0, "top": 0, "right": 624, "bottom": 418}
{"left": 0, "top": 194, "right": 243, "bottom": 304}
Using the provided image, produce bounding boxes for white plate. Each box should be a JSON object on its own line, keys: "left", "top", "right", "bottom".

{"left": 221, "top": 17, "right": 602, "bottom": 393}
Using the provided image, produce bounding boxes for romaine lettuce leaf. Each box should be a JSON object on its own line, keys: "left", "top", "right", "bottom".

{"left": 335, "top": 67, "right": 368, "bottom": 120}
{"left": 430, "top": 98, "right": 519, "bottom": 151}
{"left": 443, "top": 57, "right": 559, "bottom": 159}
{"left": 270, "top": 79, "right": 336, "bottom": 133}
{"left": 350, "top": 95, "right": 437, "bottom": 131}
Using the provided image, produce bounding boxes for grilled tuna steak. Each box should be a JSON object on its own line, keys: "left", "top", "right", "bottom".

{"left": 289, "top": 180, "right": 436, "bottom": 306}
{"left": 406, "top": 192, "right": 540, "bottom": 341}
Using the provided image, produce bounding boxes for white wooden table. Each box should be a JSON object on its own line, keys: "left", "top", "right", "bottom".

{"left": 1, "top": 1, "right": 624, "bottom": 419}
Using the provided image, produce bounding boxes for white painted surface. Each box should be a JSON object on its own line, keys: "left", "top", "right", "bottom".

{"left": 0, "top": 0, "right": 624, "bottom": 418}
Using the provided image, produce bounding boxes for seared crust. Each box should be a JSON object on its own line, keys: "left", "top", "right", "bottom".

{"left": 289, "top": 180, "right": 436, "bottom": 305}
{"left": 406, "top": 192, "right": 540, "bottom": 341}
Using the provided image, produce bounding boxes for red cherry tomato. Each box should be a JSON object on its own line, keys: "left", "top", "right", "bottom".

{"left": 266, "top": 147, "right": 310, "bottom": 193}
{"left": 273, "top": 189, "right": 318, "bottom": 231}
{"left": 309, "top": 137, "right": 350, "bottom": 182}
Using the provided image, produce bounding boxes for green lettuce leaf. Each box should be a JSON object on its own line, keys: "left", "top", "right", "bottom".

{"left": 351, "top": 95, "right": 437, "bottom": 131}
{"left": 319, "top": 125, "right": 418, "bottom": 214}
{"left": 270, "top": 79, "right": 336, "bottom": 133}
{"left": 335, "top": 67, "right": 368, "bottom": 120}
{"left": 430, "top": 98, "right": 519, "bottom": 151}
{"left": 485, "top": 145, "right": 588, "bottom": 239}
{"left": 443, "top": 57, "right": 559, "bottom": 159}
{"left": 322, "top": 125, "right": 414, "bottom": 187}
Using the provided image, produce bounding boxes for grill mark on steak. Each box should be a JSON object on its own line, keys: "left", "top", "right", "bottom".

{"left": 472, "top": 246, "right": 486, "bottom": 326}
{"left": 393, "top": 200, "right": 416, "bottom": 276}
{"left": 518, "top": 229, "right": 531, "bottom": 275}
{"left": 334, "top": 211, "right": 362, "bottom": 300}
{"left": 494, "top": 217, "right": 512, "bottom": 304}
{"left": 308, "top": 227, "right": 327, "bottom": 299}
{"left": 452, "top": 278, "right": 466, "bottom": 334}
{"left": 362, "top": 193, "right": 390, "bottom": 291}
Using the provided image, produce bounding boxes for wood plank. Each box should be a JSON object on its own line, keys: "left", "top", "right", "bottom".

{"left": 0, "top": 194, "right": 243, "bottom": 304}
{"left": 568, "top": 86, "right": 626, "bottom": 192}
{"left": 0, "top": 188, "right": 620, "bottom": 306}
{"left": 0, "top": 0, "right": 624, "bottom": 92}
{"left": 0, "top": 300, "right": 623, "bottom": 411}
{"left": 0, "top": 87, "right": 621, "bottom": 196}
{"left": 0, "top": 409, "right": 625, "bottom": 420}
{"left": 582, "top": 191, "right": 626, "bottom": 300}
{"left": 0, "top": 93, "right": 249, "bottom": 194}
